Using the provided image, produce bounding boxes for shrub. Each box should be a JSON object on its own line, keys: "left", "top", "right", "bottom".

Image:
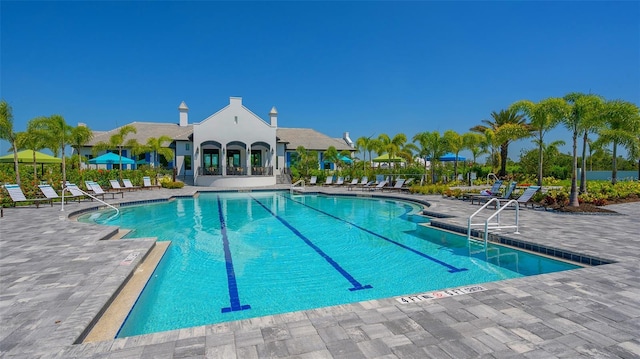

{"left": 161, "top": 181, "right": 184, "bottom": 189}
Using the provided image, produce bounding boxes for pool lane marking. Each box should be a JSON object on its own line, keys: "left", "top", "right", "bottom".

{"left": 251, "top": 196, "right": 372, "bottom": 292}
{"left": 217, "top": 195, "right": 251, "bottom": 313}
{"left": 283, "top": 195, "right": 467, "bottom": 273}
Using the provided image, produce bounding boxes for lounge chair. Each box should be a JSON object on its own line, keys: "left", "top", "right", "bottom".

{"left": 4, "top": 184, "right": 53, "bottom": 207}
{"left": 363, "top": 180, "right": 388, "bottom": 192}
{"left": 348, "top": 176, "right": 368, "bottom": 191}
{"left": 308, "top": 176, "right": 317, "bottom": 186}
{"left": 334, "top": 176, "right": 344, "bottom": 185}
{"left": 471, "top": 181, "right": 517, "bottom": 205}
{"left": 39, "top": 184, "right": 82, "bottom": 203}
{"left": 64, "top": 184, "right": 91, "bottom": 201}
{"left": 324, "top": 176, "right": 333, "bottom": 186}
{"left": 499, "top": 185, "right": 541, "bottom": 208}
{"left": 86, "top": 181, "right": 124, "bottom": 199}
{"left": 462, "top": 180, "right": 504, "bottom": 201}
{"left": 347, "top": 178, "right": 359, "bottom": 187}
{"left": 143, "top": 176, "right": 161, "bottom": 189}
{"left": 109, "top": 179, "right": 133, "bottom": 192}
{"left": 122, "top": 179, "right": 141, "bottom": 191}
{"left": 382, "top": 179, "right": 405, "bottom": 192}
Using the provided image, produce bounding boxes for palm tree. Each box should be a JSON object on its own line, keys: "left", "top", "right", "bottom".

{"left": 93, "top": 124, "right": 137, "bottom": 178}
{"left": 510, "top": 98, "right": 568, "bottom": 186}
{"left": 412, "top": 131, "right": 447, "bottom": 184}
{"left": 377, "top": 133, "right": 407, "bottom": 168}
{"left": 443, "top": 130, "right": 464, "bottom": 180}
{"left": 462, "top": 132, "right": 487, "bottom": 164}
{"left": 0, "top": 100, "right": 21, "bottom": 185}
{"left": 562, "top": 92, "right": 604, "bottom": 206}
{"left": 16, "top": 121, "right": 48, "bottom": 180}
{"left": 595, "top": 99, "right": 640, "bottom": 184}
{"left": 30, "top": 114, "right": 72, "bottom": 184}
{"left": 471, "top": 109, "right": 529, "bottom": 177}
{"left": 398, "top": 142, "right": 418, "bottom": 165}
{"left": 323, "top": 146, "right": 340, "bottom": 170}
{"left": 144, "top": 135, "right": 174, "bottom": 168}
{"left": 356, "top": 135, "right": 375, "bottom": 172}
{"left": 69, "top": 124, "right": 94, "bottom": 169}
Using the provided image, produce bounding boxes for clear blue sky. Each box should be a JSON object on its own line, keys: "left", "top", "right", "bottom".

{"left": 1, "top": 1, "right": 639, "bottom": 160}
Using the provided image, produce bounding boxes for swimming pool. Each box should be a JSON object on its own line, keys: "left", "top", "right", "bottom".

{"left": 79, "top": 191, "right": 581, "bottom": 337}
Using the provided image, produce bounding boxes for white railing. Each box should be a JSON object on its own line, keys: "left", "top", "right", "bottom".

{"left": 290, "top": 179, "right": 305, "bottom": 195}
{"left": 61, "top": 186, "right": 120, "bottom": 220}
{"left": 467, "top": 198, "right": 520, "bottom": 246}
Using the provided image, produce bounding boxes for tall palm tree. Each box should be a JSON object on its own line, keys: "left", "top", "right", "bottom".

{"left": 93, "top": 124, "right": 137, "bottom": 178}
{"left": 471, "top": 109, "right": 529, "bottom": 177}
{"left": 16, "top": 120, "right": 48, "bottom": 180}
{"left": 0, "top": 100, "right": 21, "bottom": 185}
{"left": 356, "top": 135, "right": 375, "bottom": 172}
{"left": 412, "top": 131, "right": 447, "bottom": 184}
{"left": 30, "top": 114, "right": 72, "bottom": 184}
{"left": 562, "top": 92, "right": 604, "bottom": 206}
{"left": 443, "top": 130, "right": 464, "bottom": 180}
{"left": 69, "top": 124, "right": 94, "bottom": 169}
{"left": 462, "top": 132, "right": 487, "bottom": 164}
{"left": 510, "top": 98, "right": 568, "bottom": 186}
{"left": 377, "top": 133, "right": 407, "bottom": 168}
{"left": 323, "top": 146, "right": 339, "bottom": 171}
{"left": 145, "top": 135, "right": 174, "bottom": 168}
{"left": 595, "top": 99, "right": 640, "bottom": 184}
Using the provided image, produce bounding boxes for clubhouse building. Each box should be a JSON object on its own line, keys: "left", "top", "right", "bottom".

{"left": 81, "top": 97, "right": 355, "bottom": 187}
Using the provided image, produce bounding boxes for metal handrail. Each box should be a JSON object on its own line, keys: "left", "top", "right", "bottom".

{"left": 467, "top": 198, "right": 520, "bottom": 243}
{"left": 61, "top": 186, "right": 120, "bottom": 220}
{"left": 487, "top": 173, "right": 498, "bottom": 184}
{"left": 290, "top": 179, "right": 305, "bottom": 195}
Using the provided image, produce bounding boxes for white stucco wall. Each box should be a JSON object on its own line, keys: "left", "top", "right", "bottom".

{"left": 192, "top": 97, "right": 277, "bottom": 186}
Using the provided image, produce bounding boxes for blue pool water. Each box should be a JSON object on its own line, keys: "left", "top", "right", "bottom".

{"left": 79, "top": 191, "right": 581, "bottom": 337}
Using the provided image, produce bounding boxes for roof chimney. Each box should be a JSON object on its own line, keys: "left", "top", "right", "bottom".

{"left": 343, "top": 132, "right": 354, "bottom": 148}
{"left": 179, "top": 101, "right": 189, "bottom": 127}
{"left": 269, "top": 106, "right": 278, "bottom": 127}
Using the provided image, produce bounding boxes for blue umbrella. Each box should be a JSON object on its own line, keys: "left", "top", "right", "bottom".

{"left": 339, "top": 155, "right": 353, "bottom": 164}
{"left": 89, "top": 152, "right": 135, "bottom": 165}
{"left": 437, "top": 153, "right": 466, "bottom": 162}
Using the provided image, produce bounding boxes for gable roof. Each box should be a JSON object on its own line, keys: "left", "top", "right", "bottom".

{"left": 276, "top": 128, "right": 354, "bottom": 151}
{"left": 85, "top": 122, "right": 193, "bottom": 146}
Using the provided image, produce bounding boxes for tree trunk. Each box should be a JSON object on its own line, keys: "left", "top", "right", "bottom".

{"left": 569, "top": 132, "right": 579, "bottom": 207}
{"left": 611, "top": 141, "right": 618, "bottom": 185}
{"left": 537, "top": 132, "right": 543, "bottom": 187}
{"left": 579, "top": 131, "right": 588, "bottom": 194}
{"left": 499, "top": 143, "right": 508, "bottom": 177}
{"left": 32, "top": 151, "right": 38, "bottom": 181}
{"left": 12, "top": 142, "right": 21, "bottom": 186}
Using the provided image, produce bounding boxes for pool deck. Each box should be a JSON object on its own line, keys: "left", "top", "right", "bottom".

{"left": 1, "top": 185, "right": 639, "bottom": 358}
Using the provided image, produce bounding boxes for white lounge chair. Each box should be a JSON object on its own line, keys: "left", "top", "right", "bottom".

{"left": 64, "top": 184, "right": 91, "bottom": 201}
{"left": 86, "top": 181, "right": 124, "bottom": 199}
{"left": 122, "top": 179, "right": 141, "bottom": 191}
{"left": 143, "top": 176, "right": 161, "bottom": 189}
{"left": 324, "top": 176, "right": 333, "bottom": 186}
{"left": 309, "top": 176, "right": 317, "bottom": 186}
{"left": 109, "top": 179, "right": 133, "bottom": 192}
{"left": 39, "top": 184, "right": 82, "bottom": 203}
{"left": 4, "top": 184, "right": 53, "bottom": 207}
{"left": 471, "top": 181, "right": 517, "bottom": 205}
{"left": 499, "top": 185, "right": 541, "bottom": 208}
{"left": 363, "top": 180, "right": 388, "bottom": 192}
{"left": 382, "top": 179, "right": 405, "bottom": 192}
{"left": 334, "top": 176, "right": 344, "bottom": 185}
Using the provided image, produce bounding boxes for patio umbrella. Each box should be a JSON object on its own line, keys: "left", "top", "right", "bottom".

{"left": 436, "top": 153, "right": 466, "bottom": 162}
{"left": 339, "top": 155, "right": 353, "bottom": 164}
{"left": 89, "top": 152, "right": 135, "bottom": 165}
{"left": 372, "top": 154, "right": 404, "bottom": 162}
{"left": 0, "top": 150, "right": 62, "bottom": 164}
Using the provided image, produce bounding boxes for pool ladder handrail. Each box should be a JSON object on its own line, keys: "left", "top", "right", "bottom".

{"left": 467, "top": 198, "right": 520, "bottom": 248}
{"left": 290, "top": 179, "right": 305, "bottom": 195}
{"left": 60, "top": 185, "right": 120, "bottom": 220}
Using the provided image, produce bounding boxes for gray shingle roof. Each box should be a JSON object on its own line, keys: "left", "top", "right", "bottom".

{"left": 84, "top": 122, "right": 352, "bottom": 152}
{"left": 276, "top": 128, "right": 354, "bottom": 151}
{"left": 85, "top": 122, "right": 193, "bottom": 146}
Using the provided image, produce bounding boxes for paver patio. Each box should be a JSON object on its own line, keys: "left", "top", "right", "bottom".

{"left": 1, "top": 185, "right": 639, "bottom": 358}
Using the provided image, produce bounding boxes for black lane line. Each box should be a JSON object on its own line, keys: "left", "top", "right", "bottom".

{"left": 251, "top": 196, "right": 372, "bottom": 291}
{"left": 217, "top": 195, "right": 251, "bottom": 313}
{"left": 284, "top": 194, "right": 467, "bottom": 273}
